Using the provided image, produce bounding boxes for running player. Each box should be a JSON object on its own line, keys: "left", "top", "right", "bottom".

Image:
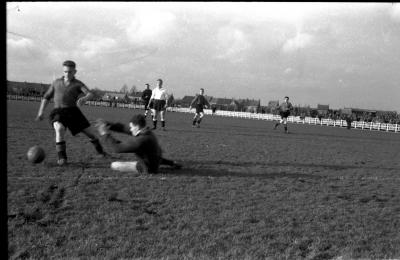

{"left": 189, "top": 88, "right": 210, "bottom": 128}
{"left": 274, "top": 96, "right": 294, "bottom": 133}
{"left": 35, "top": 60, "right": 108, "bottom": 165}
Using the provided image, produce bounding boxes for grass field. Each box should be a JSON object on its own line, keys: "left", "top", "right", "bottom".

{"left": 7, "top": 100, "right": 400, "bottom": 259}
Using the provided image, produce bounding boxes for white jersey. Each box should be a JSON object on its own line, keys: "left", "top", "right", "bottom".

{"left": 151, "top": 87, "right": 168, "bottom": 100}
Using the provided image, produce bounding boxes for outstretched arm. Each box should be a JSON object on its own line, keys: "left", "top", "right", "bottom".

{"left": 108, "top": 122, "right": 132, "bottom": 135}
{"left": 164, "top": 92, "right": 169, "bottom": 108}
{"left": 35, "top": 98, "right": 50, "bottom": 121}
{"left": 96, "top": 120, "right": 141, "bottom": 153}
{"left": 95, "top": 119, "right": 131, "bottom": 135}
{"left": 36, "top": 81, "right": 54, "bottom": 121}
{"left": 147, "top": 91, "right": 155, "bottom": 109}
{"left": 102, "top": 134, "right": 142, "bottom": 153}
{"left": 189, "top": 96, "right": 198, "bottom": 109}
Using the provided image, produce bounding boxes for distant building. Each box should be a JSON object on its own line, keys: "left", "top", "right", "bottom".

{"left": 317, "top": 104, "right": 329, "bottom": 116}
{"left": 238, "top": 99, "right": 261, "bottom": 113}
{"left": 102, "top": 92, "right": 129, "bottom": 102}
{"left": 210, "top": 98, "right": 234, "bottom": 111}
{"left": 180, "top": 96, "right": 196, "bottom": 107}
{"left": 7, "top": 80, "right": 50, "bottom": 96}
{"left": 341, "top": 107, "right": 383, "bottom": 121}
{"left": 128, "top": 91, "right": 143, "bottom": 103}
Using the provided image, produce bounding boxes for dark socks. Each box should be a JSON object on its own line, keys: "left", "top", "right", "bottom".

{"left": 161, "top": 121, "right": 165, "bottom": 128}
{"left": 90, "top": 138, "right": 105, "bottom": 154}
{"left": 153, "top": 120, "right": 157, "bottom": 128}
{"left": 56, "top": 141, "right": 67, "bottom": 160}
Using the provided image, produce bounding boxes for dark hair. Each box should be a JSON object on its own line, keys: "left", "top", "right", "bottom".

{"left": 157, "top": 79, "right": 163, "bottom": 85}
{"left": 145, "top": 83, "right": 150, "bottom": 87}
{"left": 129, "top": 114, "right": 146, "bottom": 128}
{"left": 62, "top": 60, "right": 76, "bottom": 68}
{"left": 200, "top": 88, "right": 204, "bottom": 91}
{"left": 284, "top": 96, "right": 289, "bottom": 99}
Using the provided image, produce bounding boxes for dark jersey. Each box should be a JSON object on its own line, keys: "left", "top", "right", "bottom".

{"left": 103, "top": 123, "right": 163, "bottom": 173}
{"left": 141, "top": 89, "right": 152, "bottom": 101}
{"left": 190, "top": 95, "right": 210, "bottom": 109}
{"left": 279, "top": 102, "right": 293, "bottom": 112}
{"left": 43, "top": 77, "right": 88, "bottom": 108}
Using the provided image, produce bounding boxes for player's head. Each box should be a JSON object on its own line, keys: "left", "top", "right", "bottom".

{"left": 129, "top": 114, "right": 146, "bottom": 136}
{"left": 156, "top": 78, "right": 163, "bottom": 87}
{"left": 284, "top": 96, "right": 289, "bottom": 101}
{"left": 199, "top": 88, "right": 204, "bottom": 95}
{"left": 145, "top": 83, "right": 150, "bottom": 89}
{"left": 62, "top": 60, "right": 77, "bottom": 80}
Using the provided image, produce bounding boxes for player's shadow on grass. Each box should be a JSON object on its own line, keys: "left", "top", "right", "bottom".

{"left": 44, "top": 161, "right": 112, "bottom": 169}
{"left": 160, "top": 166, "right": 322, "bottom": 179}
{"left": 182, "top": 160, "right": 399, "bottom": 171}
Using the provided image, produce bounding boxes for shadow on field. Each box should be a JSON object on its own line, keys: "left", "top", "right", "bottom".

{"left": 44, "top": 161, "right": 111, "bottom": 169}
{"left": 162, "top": 167, "right": 322, "bottom": 179}
{"left": 181, "top": 160, "right": 399, "bottom": 171}
{"left": 292, "top": 130, "right": 400, "bottom": 142}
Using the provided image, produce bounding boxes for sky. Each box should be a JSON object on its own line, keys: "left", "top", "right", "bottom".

{"left": 6, "top": 2, "right": 400, "bottom": 111}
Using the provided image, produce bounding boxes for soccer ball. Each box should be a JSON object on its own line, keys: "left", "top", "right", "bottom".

{"left": 27, "top": 145, "right": 45, "bottom": 164}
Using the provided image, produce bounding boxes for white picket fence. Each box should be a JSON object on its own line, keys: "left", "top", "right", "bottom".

{"left": 167, "top": 107, "right": 399, "bottom": 133}
{"left": 7, "top": 95, "right": 399, "bottom": 133}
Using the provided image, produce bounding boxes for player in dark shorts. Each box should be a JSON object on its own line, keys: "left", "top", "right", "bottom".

{"left": 141, "top": 83, "right": 153, "bottom": 118}
{"left": 147, "top": 79, "right": 169, "bottom": 130}
{"left": 35, "top": 60, "right": 108, "bottom": 165}
{"left": 95, "top": 114, "right": 182, "bottom": 174}
{"left": 273, "top": 96, "right": 294, "bottom": 134}
{"left": 189, "top": 88, "right": 210, "bottom": 128}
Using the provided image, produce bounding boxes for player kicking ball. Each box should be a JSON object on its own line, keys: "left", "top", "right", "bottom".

{"left": 95, "top": 114, "right": 182, "bottom": 174}
{"left": 189, "top": 88, "right": 210, "bottom": 128}
{"left": 35, "top": 60, "right": 108, "bottom": 166}
{"left": 274, "top": 96, "right": 294, "bottom": 134}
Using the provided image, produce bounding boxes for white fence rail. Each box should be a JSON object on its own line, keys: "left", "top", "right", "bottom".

{"left": 167, "top": 107, "right": 399, "bottom": 133}
{"left": 7, "top": 95, "right": 399, "bottom": 133}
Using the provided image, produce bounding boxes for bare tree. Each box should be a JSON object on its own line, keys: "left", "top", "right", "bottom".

{"left": 129, "top": 85, "right": 137, "bottom": 95}
{"left": 120, "top": 84, "right": 128, "bottom": 94}
{"left": 168, "top": 93, "right": 175, "bottom": 106}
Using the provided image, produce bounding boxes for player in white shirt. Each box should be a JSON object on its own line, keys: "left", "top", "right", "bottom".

{"left": 147, "top": 79, "right": 169, "bottom": 130}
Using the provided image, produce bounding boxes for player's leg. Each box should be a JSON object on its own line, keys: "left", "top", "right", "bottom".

{"left": 274, "top": 117, "right": 281, "bottom": 129}
{"left": 81, "top": 126, "right": 107, "bottom": 156}
{"left": 144, "top": 100, "right": 149, "bottom": 117}
{"left": 283, "top": 117, "right": 289, "bottom": 133}
{"left": 67, "top": 107, "right": 107, "bottom": 156}
{"left": 150, "top": 107, "right": 154, "bottom": 120}
{"left": 53, "top": 121, "right": 68, "bottom": 165}
{"left": 144, "top": 107, "right": 148, "bottom": 117}
{"left": 160, "top": 110, "right": 166, "bottom": 130}
{"left": 152, "top": 109, "right": 158, "bottom": 129}
{"left": 111, "top": 160, "right": 148, "bottom": 174}
{"left": 192, "top": 112, "right": 199, "bottom": 127}
{"left": 197, "top": 111, "right": 204, "bottom": 126}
